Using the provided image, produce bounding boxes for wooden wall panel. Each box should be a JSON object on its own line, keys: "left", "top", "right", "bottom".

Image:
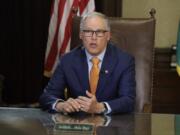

{"left": 152, "top": 48, "right": 180, "bottom": 114}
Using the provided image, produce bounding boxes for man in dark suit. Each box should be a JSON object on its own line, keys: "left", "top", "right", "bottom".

{"left": 39, "top": 12, "right": 136, "bottom": 115}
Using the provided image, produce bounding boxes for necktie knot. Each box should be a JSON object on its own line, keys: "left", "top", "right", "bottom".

{"left": 91, "top": 57, "right": 100, "bottom": 66}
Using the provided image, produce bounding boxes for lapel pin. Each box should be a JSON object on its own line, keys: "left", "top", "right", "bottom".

{"left": 105, "top": 70, "right": 109, "bottom": 74}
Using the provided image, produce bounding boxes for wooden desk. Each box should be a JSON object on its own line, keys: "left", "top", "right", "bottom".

{"left": 0, "top": 107, "right": 180, "bottom": 135}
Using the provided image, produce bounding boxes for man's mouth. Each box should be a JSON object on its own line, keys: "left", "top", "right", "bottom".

{"left": 89, "top": 43, "right": 97, "bottom": 48}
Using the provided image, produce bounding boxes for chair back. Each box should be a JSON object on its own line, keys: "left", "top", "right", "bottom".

{"left": 71, "top": 9, "right": 156, "bottom": 112}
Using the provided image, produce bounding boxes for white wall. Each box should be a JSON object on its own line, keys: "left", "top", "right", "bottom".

{"left": 122, "top": 0, "right": 180, "bottom": 48}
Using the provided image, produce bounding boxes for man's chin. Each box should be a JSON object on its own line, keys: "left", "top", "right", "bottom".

{"left": 88, "top": 51, "right": 99, "bottom": 56}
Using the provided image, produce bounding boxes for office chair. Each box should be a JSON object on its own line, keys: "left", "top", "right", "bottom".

{"left": 70, "top": 9, "right": 156, "bottom": 113}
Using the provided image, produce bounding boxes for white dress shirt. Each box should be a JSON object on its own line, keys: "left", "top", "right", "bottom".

{"left": 85, "top": 48, "right": 111, "bottom": 114}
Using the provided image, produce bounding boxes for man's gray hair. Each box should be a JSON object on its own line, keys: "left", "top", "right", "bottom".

{"left": 80, "top": 12, "right": 110, "bottom": 31}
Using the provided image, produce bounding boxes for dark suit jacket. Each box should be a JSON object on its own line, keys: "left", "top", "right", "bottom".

{"left": 39, "top": 43, "right": 136, "bottom": 114}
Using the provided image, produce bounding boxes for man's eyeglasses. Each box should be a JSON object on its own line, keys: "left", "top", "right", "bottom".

{"left": 82, "top": 30, "right": 108, "bottom": 37}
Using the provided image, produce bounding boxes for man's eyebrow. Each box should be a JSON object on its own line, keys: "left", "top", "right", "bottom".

{"left": 83, "top": 28, "right": 107, "bottom": 31}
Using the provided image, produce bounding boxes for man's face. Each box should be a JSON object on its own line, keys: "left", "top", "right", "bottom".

{"left": 79, "top": 16, "right": 111, "bottom": 56}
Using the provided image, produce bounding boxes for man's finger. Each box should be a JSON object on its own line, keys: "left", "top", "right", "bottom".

{"left": 76, "top": 98, "right": 87, "bottom": 106}
{"left": 86, "top": 90, "right": 94, "bottom": 98}
{"left": 63, "top": 104, "right": 74, "bottom": 113}
{"left": 67, "top": 98, "right": 81, "bottom": 112}
{"left": 78, "top": 96, "right": 90, "bottom": 102}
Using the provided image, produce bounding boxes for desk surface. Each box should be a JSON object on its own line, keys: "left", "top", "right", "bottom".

{"left": 0, "top": 107, "right": 180, "bottom": 135}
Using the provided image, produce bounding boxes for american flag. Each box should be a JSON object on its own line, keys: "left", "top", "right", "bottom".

{"left": 176, "top": 21, "right": 180, "bottom": 76}
{"left": 44, "top": 0, "right": 95, "bottom": 77}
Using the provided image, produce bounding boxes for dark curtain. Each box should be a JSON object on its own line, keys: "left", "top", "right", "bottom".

{"left": 0, "top": 0, "right": 52, "bottom": 104}
{"left": 0, "top": 0, "right": 122, "bottom": 105}
{"left": 95, "top": 0, "right": 122, "bottom": 17}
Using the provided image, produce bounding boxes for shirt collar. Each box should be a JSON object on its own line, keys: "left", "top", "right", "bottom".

{"left": 85, "top": 47, "right": 107, "bottom": 62}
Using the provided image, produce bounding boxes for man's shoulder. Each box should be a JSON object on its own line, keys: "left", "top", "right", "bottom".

{"left": 107, "top": 43, "right": 135, "bottom": 70}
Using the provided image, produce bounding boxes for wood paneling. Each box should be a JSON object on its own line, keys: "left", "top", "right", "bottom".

{"left": 152, "top": 48, "right": 180, "bottom": 113}
{"left": 95, "top": 0, "right": 122, "bottom": 17}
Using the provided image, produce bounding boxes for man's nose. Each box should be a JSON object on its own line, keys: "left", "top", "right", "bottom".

{"left": 91, "top": 32, "right": 97, "bottom": 39}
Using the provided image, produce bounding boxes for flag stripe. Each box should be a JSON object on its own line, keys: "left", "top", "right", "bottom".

{"left": 80, "top": 0, "right": 95, "bottom": 16}
{"left": 45, "top": 0, "right": 66, "bottom": 71}
{"left": 45, "top": 0, "right": 59, "bottom": 60}
{"left": 59, "top": 1, "right": 79, "bottom": 54}
{"left": 44, "top": 0, "right": 95, "bottom": 76}
{"left": 57, "top": 0, "right": 77, "bottom": 53}
{"left": 52, "top": 0, "right": 76, "bottom": 72}
{"left": 57, "top": 0, "right": 74, "bottom": 48}
{"left": 44, "top": 0, "right": 59, "bottom": 71}
{"left": 79, "top": 0, "right": 90, "bottom": 15}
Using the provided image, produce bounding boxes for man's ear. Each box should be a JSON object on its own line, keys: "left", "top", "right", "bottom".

{"left": 107, "top": 32, "right": 111, "bottom": 41}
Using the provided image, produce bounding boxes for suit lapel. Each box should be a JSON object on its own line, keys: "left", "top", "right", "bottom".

{"left": 72, "top": 45, "right": 117, "bottom": 96}
{"left": 96, "top": 45, "right": 117, "bottom": 97}
{"left": 73, "top": 48, "right": 89, "bottom": 92}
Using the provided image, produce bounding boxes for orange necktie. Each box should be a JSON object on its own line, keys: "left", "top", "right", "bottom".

{"left": 90, "top": 57, "right": 100, "bottom": 95}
